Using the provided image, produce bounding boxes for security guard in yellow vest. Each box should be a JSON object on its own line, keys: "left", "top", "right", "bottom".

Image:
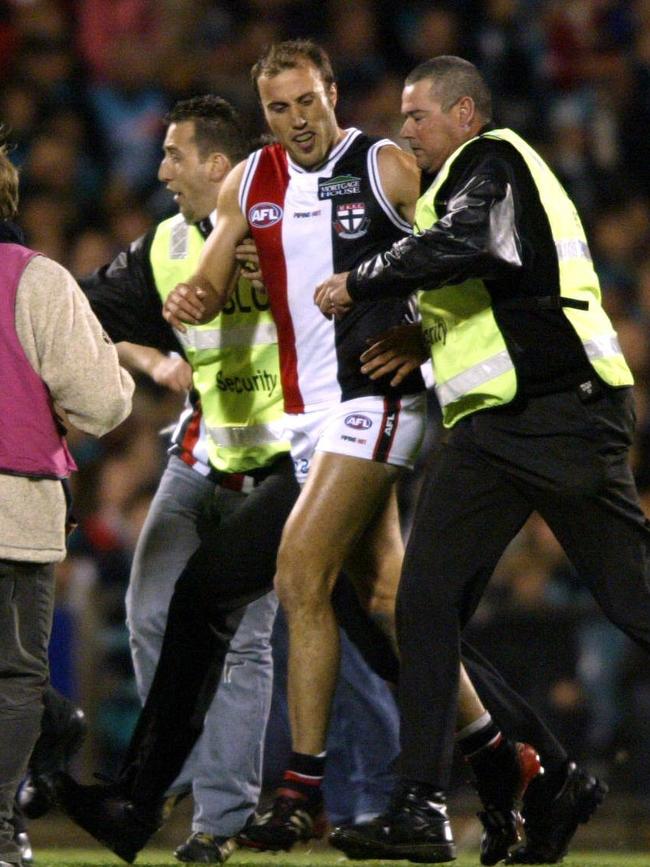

{"left": 149, "top": 211, "right": 287, "bottom": 472}
{"left": 316, "top": 56, "right": 649, "bottom": 865}
{"left": 80, "top": 95, "right": 296, "bottom": 863}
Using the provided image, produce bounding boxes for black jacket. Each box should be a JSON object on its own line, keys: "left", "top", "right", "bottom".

{"left": 79, "top": 228, "right": 182, "bottom": 354}
{"left": 347, "top": 135, "right": 597, "bottom": 395}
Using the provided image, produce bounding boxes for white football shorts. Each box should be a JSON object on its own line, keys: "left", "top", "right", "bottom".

{"left": 284, "top": 393, "right": 426, "bottom": 484}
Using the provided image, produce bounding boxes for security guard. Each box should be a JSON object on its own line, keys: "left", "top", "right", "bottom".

{"left": 316, "top": 55, "right": 644, "bottom": 864}
{"left": 148, "top": 211, "right": 286, "bottom": 473}
{"left": 81, "top": 95, "right": 290, "bottom": 863}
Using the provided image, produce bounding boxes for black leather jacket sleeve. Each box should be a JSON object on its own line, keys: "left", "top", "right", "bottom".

{"left": 79, "top": 229, "right": 182, "bottom": 353}
{"left": 347, "top": 152, "right": 524, "bottom": 302}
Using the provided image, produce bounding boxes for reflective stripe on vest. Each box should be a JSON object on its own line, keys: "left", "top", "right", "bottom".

{"left": 415, "top": 128, "right": 633, "bottom": 427}
{"left": 436, "top": 334, "right": 624, "bottom": 408}
{"left": 176, "top": 321, "right": 277, "bottom": 351}
{"left": 149, "top": 214, "right": 288, "bottom": 472}
{"left": 436, "top": 350, "right": 512, "bottom": 408}
{"left": 206, "top": 422, "right": 280, "bottom": 447}
{"left": 556, "top": 239, "right": 591, "bottom": 262}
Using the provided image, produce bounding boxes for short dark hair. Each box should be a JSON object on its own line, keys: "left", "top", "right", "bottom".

{"left": 164, "top": 95, "right": 249, "bottom": 164}
{"left": 251, "top": 39, "right": 335, "bottom": 99}
{"left": 406, "top": 56, "right": 492, "bottom": 121}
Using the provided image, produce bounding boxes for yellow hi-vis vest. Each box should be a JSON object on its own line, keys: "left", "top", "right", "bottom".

{"left": 415, "top": 128, "right": 633, "bottom": 428}
{"left": 150, "top": 213, "right": 288, "bottom": 472}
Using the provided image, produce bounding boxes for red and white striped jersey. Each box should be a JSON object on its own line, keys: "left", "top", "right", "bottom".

{"left": 240, "top": 128, "right": 424, "bottom": 414}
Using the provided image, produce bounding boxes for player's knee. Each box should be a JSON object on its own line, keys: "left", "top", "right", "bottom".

{"left": 274, "top": 568, "right": 328, "bottom": 614}
{"left": 274, "top": 558, "right": 333, "bottom": 616}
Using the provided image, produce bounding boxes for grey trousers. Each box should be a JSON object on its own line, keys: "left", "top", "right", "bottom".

{"left": 0, "top": 559, "right": 55, "bottom": 863}
{"left": 125, "top": 456, "right": 277, "bottom": 837}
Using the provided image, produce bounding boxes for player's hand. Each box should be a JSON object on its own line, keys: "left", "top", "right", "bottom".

{"left": 314, "top": 272, "right": 352, "bottom": 319}
{"left": 150, "top": 355, "right": 193, "bottom": 392}
{"left": 361, "top": 323, "right": 428, "bottom": 386}
{"left": 235, "top": 237, "right": 263, "bottom": 285}
{"left": 163, "top": 282, "right": 207, "bottom": 332}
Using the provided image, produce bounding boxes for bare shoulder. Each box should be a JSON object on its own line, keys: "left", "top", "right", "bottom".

{"left": 376, "top": 143, "right": 420, "bottom": 222}
{"left": 217, "top": 159, "right": 248, "bottom": 216}
{"left": 377, "top": 144, "right": 419, "bottom": 184}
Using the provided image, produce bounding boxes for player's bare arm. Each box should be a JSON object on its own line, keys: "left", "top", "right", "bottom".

{"left": 163, "top": 161, "right": 249, "bottom": 331}
{"left": 376, "top": 140, "right": 420, "bottom": 225}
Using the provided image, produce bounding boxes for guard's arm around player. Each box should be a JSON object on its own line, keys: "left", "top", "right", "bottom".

{"left": 316, "top": 152, "right": 524, "bottom": 314}
{"left": 315, "top": 143, "right": 420, "bottom": 320}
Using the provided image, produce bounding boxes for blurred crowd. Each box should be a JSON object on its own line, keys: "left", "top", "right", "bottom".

{"left": 4, "top": 0, "right": 650, "bottom": 799}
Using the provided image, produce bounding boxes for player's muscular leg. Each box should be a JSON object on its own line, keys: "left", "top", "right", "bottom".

{"left": 343, "top": 486, "right": 403, "bottom": 647}
{"left": 274, "top": 452, "right": 399, "bottom": 756}
{"left": 344, "top": 492, "right": 486, "bottom": 728}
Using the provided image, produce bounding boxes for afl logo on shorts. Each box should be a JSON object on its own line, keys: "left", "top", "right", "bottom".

{"left": 248, "top": 202, "right": 283, "bottom": 228}
{"left": 345, "top": 414, "right": 372, "bottom": 430}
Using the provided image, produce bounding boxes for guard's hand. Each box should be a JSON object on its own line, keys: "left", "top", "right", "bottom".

{"left": 361, "top": 323, "right": 428, "bottom": 386}
{"left": 314, "top": 272, "right": 352, "bottom": 319}
{"left": 235, "top": 237, "right": 263, "bottom": 284}
{"left": 163, "top": 283, "right": 207, "bottom": 332}
{"left": 150, "top": 356, "right": 193, "bottom": 392}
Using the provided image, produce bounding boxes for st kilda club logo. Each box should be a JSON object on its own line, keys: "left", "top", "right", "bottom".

{"left": 334, "top": 202, "right": 370, "bottom": 239}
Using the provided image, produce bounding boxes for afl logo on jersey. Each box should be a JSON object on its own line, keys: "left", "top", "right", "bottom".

{"left": 334, "top": 202, "right": 370, "bottom": 239}
{"left": 248, "top": 202, "right": 283, "bottom": 228}
{"left": 345, "top": 414, "right": 372, "bottom": 430}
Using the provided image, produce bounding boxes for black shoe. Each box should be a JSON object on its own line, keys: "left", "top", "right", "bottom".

{"left": 506, "top": 762, "right": 608, "bottom": 863}
{"left": 473, "top": 741, "right": 543, "bottom": 866}
{"left": 54, "top": 772, "right": 162, "bottom": 863}
{"left": 19, "top": 698, "right": 87, "bottom": 820}
{"left": 174, "top": 832, "right": 238, "bottom": 863}
{"left": 329, "top": 782, "right": 456, "bottom": 863}
{"left": 237, "top": 789, "right": 326, "bottom": 852}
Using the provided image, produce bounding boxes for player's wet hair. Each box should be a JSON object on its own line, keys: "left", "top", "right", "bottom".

{"left": 251, "top": 39, "right": 335, "bottom": 99}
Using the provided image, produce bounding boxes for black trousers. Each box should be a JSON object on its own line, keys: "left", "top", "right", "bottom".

{"left": 397, "top": 384, "right": 650, "bottom": 788}
{"left": 119, "top": 448, "right": 568, "bottom": 805}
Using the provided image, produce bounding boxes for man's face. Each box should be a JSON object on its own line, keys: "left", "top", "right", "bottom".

{"left": 400, "top": 79, "right": 469, "bottom": 174}
{"left": 257, "top": 62, "right": 340, "bottom": 169}
{"left": 158, "top": 120, "right": 216, "bottom": 223}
